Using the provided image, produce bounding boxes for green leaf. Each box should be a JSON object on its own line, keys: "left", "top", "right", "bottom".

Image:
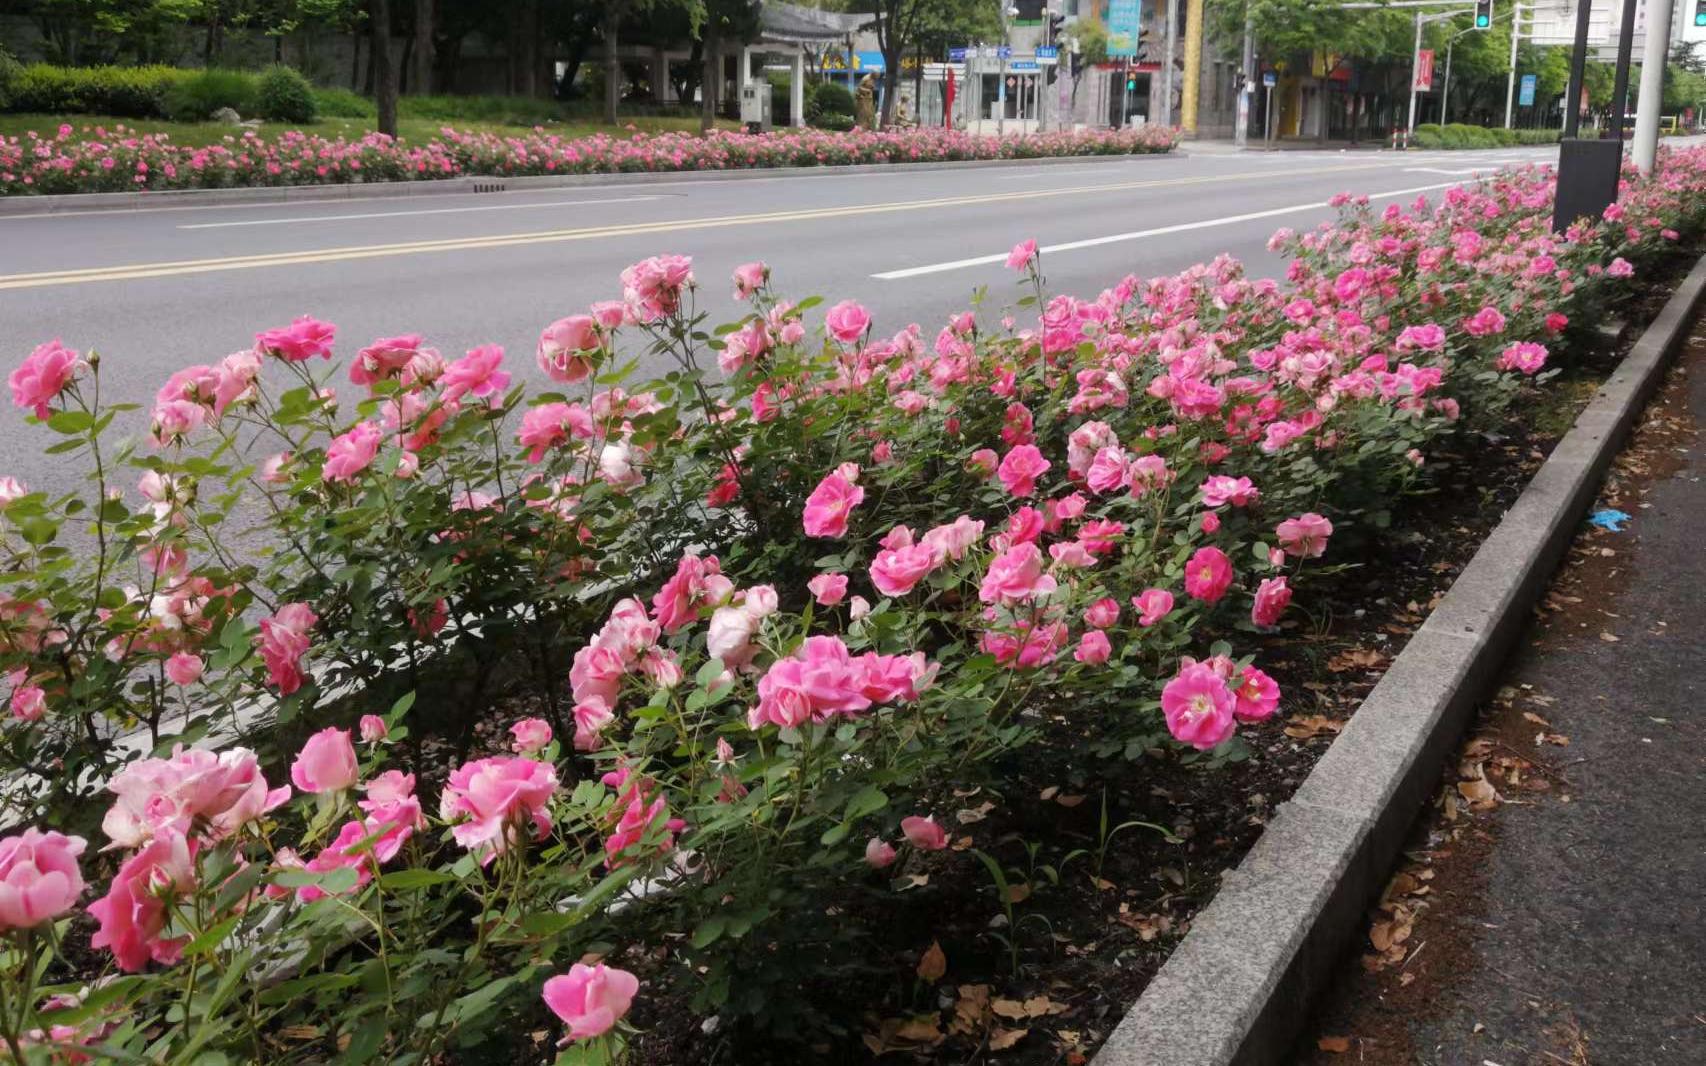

{"left": 273, "top": 866, "right": 360, "bottom": 894}
{"left": 378, "top": 868, "right": 454, "bottom": 891}
{"left": 45, "top": 410, "right": 93, "bottom": 435}
{"left": 182, "top": 915, "right": 242, "bottom": 957}
{"left": 691, "top": 915, "right": 726, "bottom": 948}
{"left": 843, "top": 785, "right": 888, "bottom": 821}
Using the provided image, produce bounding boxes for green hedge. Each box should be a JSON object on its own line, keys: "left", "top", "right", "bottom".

{"left": 8, "top": 63, "right": 188, "bottom": 118}
{"left": 255, "top": 65, "right": 317, "bottom": 123}
{"left": 163, "top": 68, "right": 255, "bottom": 121}
{"left": 1412, "top": 122, "right": 1560, "bottom": 149}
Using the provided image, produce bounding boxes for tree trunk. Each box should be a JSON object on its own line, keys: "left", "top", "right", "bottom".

{"left": 414, "top": 0, "right": 434, "bottom": 95}
{"left": 701, "top": 25, "right": 719, "bottom": 134}
{"left": 603, "top": 10, "right": 622, "bottom": 125}
{"left": 372, "top": 0, "right": 399, "bottom": 137}
{"left": 399, "top": 36, "right": 414, "bottom": 93}
{"left": 351, "top": 31, "right": 363, "bottom": 89}
{"left": 881, "top": 52, "right": 901, "bottom": 125}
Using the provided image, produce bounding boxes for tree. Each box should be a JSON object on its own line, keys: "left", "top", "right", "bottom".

{"left": 590, "top": 0, "right": 703, "bottom": 125}
{"left": 696, "top": 0, "right": 760, "bottom": 132}
{"left": 371, "top": 0, "right": 397, "bottom": 135}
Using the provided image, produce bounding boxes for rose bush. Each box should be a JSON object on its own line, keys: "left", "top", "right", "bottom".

{"left": 0, "top": 148, "right": 1702, "bottom": 1061}
{"left": 0, "top": 124, "right": 1179, "bottom": 197}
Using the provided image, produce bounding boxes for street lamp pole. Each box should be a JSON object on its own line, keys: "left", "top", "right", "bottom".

{"left": 1502, "top": 0, "right": 1524, "bottom": 128}
{"left": 1407, "top": 11, "right": 1423, "bottom": 133}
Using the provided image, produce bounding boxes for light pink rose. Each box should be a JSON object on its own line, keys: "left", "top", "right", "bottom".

{"left": 1275, "top": 513, "right": 1333, "bottom": 558}
{"left": 164, "top": 652, "right": 203, "bottom": 687}
{"left": 824, "top": 300, "right": 872, "bottom": 345}
{"left": 1006, "top": 239, "right": 1038, "bottom": 271}
{"left": 865, "top": 837, "right": 897, "bottom": 868}
{"left": 1251, "top": 576, "right": 1292, "bottom": 627}
{"left": 1131, "top": 588, "right": 1175, "bottom": 627}
{"left": 322, "top": 421, "right": 383, "bottom": 483}
{"left": 997, "top": 444, "right": 1051, "bottom": 497}
{"left": 254, "top": 316, "right": 336, "bottom": 362}
{"left": 978, "top": 542, "right": 1057, "bottom": 606}
{"left": 10, "top": 340, "right": 86, "bottom": 419}
{"left": 10, "top": 686, "right": 45, "bottom": 722}
{"left": 257, "top": 602, "right": 316, "bottom": 695}
{"left": 1161, "top": 662, "right": 1237, "bottom": 750}
{"left": 543, "top": 963, "right": 640, "bottom": 1044}
{"left": 440, "top": 756, "right": 558, "bottom": 861}
{"left": 537, "top": 316, "right": 599, "bottom": 383}
{"left": 103, "top": 745, "right": 290, "bottom": 848}
{"left": 732, "top": 261, "right": 769, "bottom": 299}
{"left": 509, "top": 717, "right": 554, "bottom": 755}
{"left": 350, "top": 334, "right": 427, "bottom": 388}
{"left": 808, "top": 573, "right": 849, "bottom": 606}
{"left": 1084, "top": 598, "right": 1120, "bottom": 628}
{"left": 289, "top": 727, "right": 358, "bottom": 795}
{"left": 439, "top": 343, "right": 511, "bottom": 404}
{"left": 359, "top": 714, "right": 388, "bottom": 743}
{"left": 0, "top": 829, "right": 86, "bottom": 931}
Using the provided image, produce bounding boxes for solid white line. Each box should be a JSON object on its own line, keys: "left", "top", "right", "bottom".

{"left": 870, "top": 180, "right": 1463, "bottom": 280}
{"left": 176, "top": 194, "right": 662, "bottom": 228}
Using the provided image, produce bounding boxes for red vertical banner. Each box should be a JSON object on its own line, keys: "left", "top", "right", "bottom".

{"left": 1412, "top": 49, "right": 1435, "bottom": 92}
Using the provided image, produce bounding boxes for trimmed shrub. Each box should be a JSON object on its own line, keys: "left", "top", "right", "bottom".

{"left": 0, "top": 43, "right": 19, "bottom": 112}
{"left": 254, "top": 65, "right": 317, "bottom": 123}
{"left": 312, "top": 85, "right": 374, "bottom": 118}
{"left": 806, "top": 80, "right": 856, "bottom": 127}
{"left": 162, "top": 68, "right": 256, "bottom": 122}
{"left": 397, "top": 93, "right": 562, "bottom": 125}
{"left": 6, "top": 64, "right": 185, "bottom": 118}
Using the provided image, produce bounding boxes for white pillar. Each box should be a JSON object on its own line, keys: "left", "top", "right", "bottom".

{"left": 791, "top": 50, "right": 806, "bottom": 128}
{"left": 737, "top": 47, "right": 751, "bottom": 93}
{"left": 1634, "top": 0, "right": 1675, "bottom": 172}
{"left": 653, "top": 49, "right": 673, "bottom": 103}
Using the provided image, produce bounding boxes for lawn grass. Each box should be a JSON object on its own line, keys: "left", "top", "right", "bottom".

{"left": 0, "top": 111, "right": 733, "bottom": 147}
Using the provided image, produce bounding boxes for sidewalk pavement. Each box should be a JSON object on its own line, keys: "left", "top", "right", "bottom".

{"left": 1298, "top": 326, "right": 1706, "bottom": 1063}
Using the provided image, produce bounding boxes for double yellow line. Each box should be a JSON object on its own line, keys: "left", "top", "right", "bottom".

{"left": 0, "top": 161, "right": 1398, "bottom": 292}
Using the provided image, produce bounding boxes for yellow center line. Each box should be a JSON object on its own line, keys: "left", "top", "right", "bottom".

{"left": 0, "top": 161, "right": 1402, "bottom": 291}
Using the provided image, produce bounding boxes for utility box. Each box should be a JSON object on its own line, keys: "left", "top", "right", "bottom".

{"left": 1553, "top": 138, "right": 1621, "bottom": 233}
{"left": 740, "top": 85, "right": 772, "bottom": 133}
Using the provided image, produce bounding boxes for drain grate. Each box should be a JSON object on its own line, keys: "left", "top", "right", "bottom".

{"left": 471, "top": 181, "right": 507, "bottom": 194}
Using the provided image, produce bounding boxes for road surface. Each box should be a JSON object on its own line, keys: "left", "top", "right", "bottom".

{"left": 0, "top": 143, "right": 1560, "bottom": 490}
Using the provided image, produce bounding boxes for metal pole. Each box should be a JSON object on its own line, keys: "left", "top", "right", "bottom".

{"left": 1503, "top": 1, "right": 1520, "bottom": 128}
{"left": 1608, "top": 0, "right": 1639, "bottom": 138}
{"left": 1443, "top": 40, "right": 1453, "bottom": 123}
{"left": 1265, "top": 81, "right": 1273, "bottom": 145}
{"left": 1634, "top": 0, "right": 1675, "bottom": 169}
{"left": 1562, "top": 0, "right": 1592, "bottom": 135}
{"left": 1161, "top": 0, "right": 1178, "bottom": 125}
{"left": 1407, "top": 10, "right": 1422, "bottom": 134}
{"left": 1121, "top": 60, "right": 1130, "bottom": 126}
{"left": 998, "top": 17, "right": 1009, "bottom": 137}
{"left": 1235, "top": 12, "right": 1254, "bottom": 148}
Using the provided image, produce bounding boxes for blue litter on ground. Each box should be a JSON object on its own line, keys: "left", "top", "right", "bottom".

{"left": 1588, "top": 509, "right": 1631, "bottom": 532}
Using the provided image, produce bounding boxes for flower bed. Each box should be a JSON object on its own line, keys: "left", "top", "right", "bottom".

{"left": 0, "top": 150, "right": 1702, "bottom": 1063}
{"left": 0, "top": 124, "right": 1179, "bottom": 197}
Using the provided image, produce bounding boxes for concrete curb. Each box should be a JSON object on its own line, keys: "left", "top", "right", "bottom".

{"left": 0, "top": 150, "right": 1174, "bottom": 217}
{"left": 1091, "top": 250, "right": 1706, "bottom": 1066}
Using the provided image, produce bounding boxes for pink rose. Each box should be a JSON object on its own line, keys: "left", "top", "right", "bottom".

{"left": 1183, "top": 546, "right": 1234, "bottom": 604}
{"left": 824, "top": 300, "right": 872, "bottom": 345}
{"left": 1496, "top": 341, "right": 1548, "bottom": 375}
{"left": 1275, "top": 513, "right": 1333, "bottom": 558}
{"left": 1200, "top": 475, "right": 1259, "bottom": 508}
{"left": 10, "top": 685, "right": 45, "bottom": 722}
{"left": 1251, "top": 576, "right": 1292, "bottom": 627}
{"left": 865, "top": 837, "right": 897, "bottom": 868}
{"left": 359, "top": 714, "right": 388, "bottom": 743}
{"left": 255, "top": 316, "right": 336, "bottom": 362}
{"left": 808, "top": 573, "right": 849, "bottom": 606}
{"left": 1161, "top": 662, "right": 1237, "bottom": 750}
{"left": 732, "top": 261, "right": 770, "bottom": 299}
{"left": 257, "top": 602, "right": 316, "bottom": 695}
{"left": 870, "top": 536, "right": 938, "bottom": 598}
{"left": 1131, "top": 588, "right": 1175, "bottom": 627}
{"left": 10, "top": 340, "right": 85, "bottom": 419}
{"left": 900, "top": 815, "right": 949, "bottom": 851}
{"left": 322, "top": 421, "right": 383, "bottom": 483}
{"left": 0, "top": 829, "right": 86, "bottom": 931}
{"left": 997, "top": 444, "right": 1051, "bottom": 497}
{"left": 164, "top": 652, "right": 203, "bottom": 687}
{"left": 542, "top": 963, "right": 640, "bottom": 1044}
{"left": 509, "top": 717, "right": 554, "bottom": 755}
{"left": 979, "top": 542, "right": 1057, "bottom": 605}
{"left": 290, "top": 727, "right": 358, "bottom": 795}
{"left": 260, "top": 452, "right": 293, "bottom": 484}
{"left": 440, "top": 344, "right": 511, "bottom": 404}
{"left": 802, "top": 471, "right": 866, "bottom": 539}
{"left": 537, "top": 316, "right": 600, "bottom": 383}
{"left": 968, "top": 448, "right": 1000, "bottom": 478}
{"left": 350, "top": 334, "right": 426, "bottom": 388}
{"left": 1084, "top": 598, "right": 1120, "bottom": 628}
{"left": 439, "top": 755, "right": 559, "bottom": 861}
{"left": 1075, "top": 630, "right": 1112, "bottom": 665}
{"left": 1233, "top": 665, "right": 1281, "bottom": 722}
{"left": 1006, "top": 238, "right": 1038, "bottom": 271}
{"left": 88, "top": 828, "right": 195, "bottom": 972}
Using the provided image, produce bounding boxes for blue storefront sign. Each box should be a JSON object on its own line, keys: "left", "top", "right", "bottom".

{"left": 1519, "top": 73, "right": 1537, "bottom": 107}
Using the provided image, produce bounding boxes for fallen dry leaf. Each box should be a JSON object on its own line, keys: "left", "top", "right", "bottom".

{"left": 1317, "top": 1035, "right": 1352, "bottom": 1053}
{"left": 917, "top": 940, "right": 947, "bottom": 983}
{"left": 988, "top": 1027, "right": 1028, "bottom": 1051}
{"left": 1285, "top": 714, "right": 1346, "bottom": 739}
{"left": 950, "top": 984, "right": 991, "bottom": 1037}
{"left": 956, "top": 801, "right": 996, "bottom": 824}
{"left": 1458, "top": 778, "right": 1499, "bottom": 807}
{"left": 1522, "top": 711, "right": 1553, "bottom": 727}
{"left": 992, "top": 998, "right": 1027, "bottom": 1020}
{"left": 1328, "top": 647, "right": 1389, "bottom": 673}
{"left": 1055, "top": 794, "right": 1087, "bottom": 808}
{"left": 1005, "top": 883, "right": 1032, "bottom": 904}
{"left": 1599, "top": 631, "right": 1620, "bottom": 642}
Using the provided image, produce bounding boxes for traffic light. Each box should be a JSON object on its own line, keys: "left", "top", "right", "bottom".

{"left": 1048, "top": 13, "right": 1066, "bottom": 38}
{"left": 1474, "top": 0, "right": 1493, "bottom": 28}
{"left": 1696, "top": 0, "right": 1705, "bottom": 27}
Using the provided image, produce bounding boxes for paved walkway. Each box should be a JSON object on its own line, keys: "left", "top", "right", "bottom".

{"left": 1299, "top": 326, "right": 1706, "bottom": 1063}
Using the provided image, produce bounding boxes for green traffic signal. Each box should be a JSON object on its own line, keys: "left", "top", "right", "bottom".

{"left": 1697, "top": 10, "right": 1706, "bottom": 24}
{"left": 1476, "top": 13, "right": 1489, "bottom": 24}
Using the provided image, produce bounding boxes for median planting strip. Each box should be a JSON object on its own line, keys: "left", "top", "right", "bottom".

{"left": 1091, "top": 252, "right": 1706, "bottom": 1066}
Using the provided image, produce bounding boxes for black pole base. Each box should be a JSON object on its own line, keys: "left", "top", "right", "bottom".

{"left": 1553, "top": 138, "right": 1623, "bottom": 234}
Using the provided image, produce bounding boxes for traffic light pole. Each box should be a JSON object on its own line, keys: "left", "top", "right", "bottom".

{"left": 1502, "top": 1, "right": 1521, "bottom": 128}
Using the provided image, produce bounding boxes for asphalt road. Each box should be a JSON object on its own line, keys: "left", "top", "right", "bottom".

{"left": 0, "top": 142, "right": 1562, "bottom": 491}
